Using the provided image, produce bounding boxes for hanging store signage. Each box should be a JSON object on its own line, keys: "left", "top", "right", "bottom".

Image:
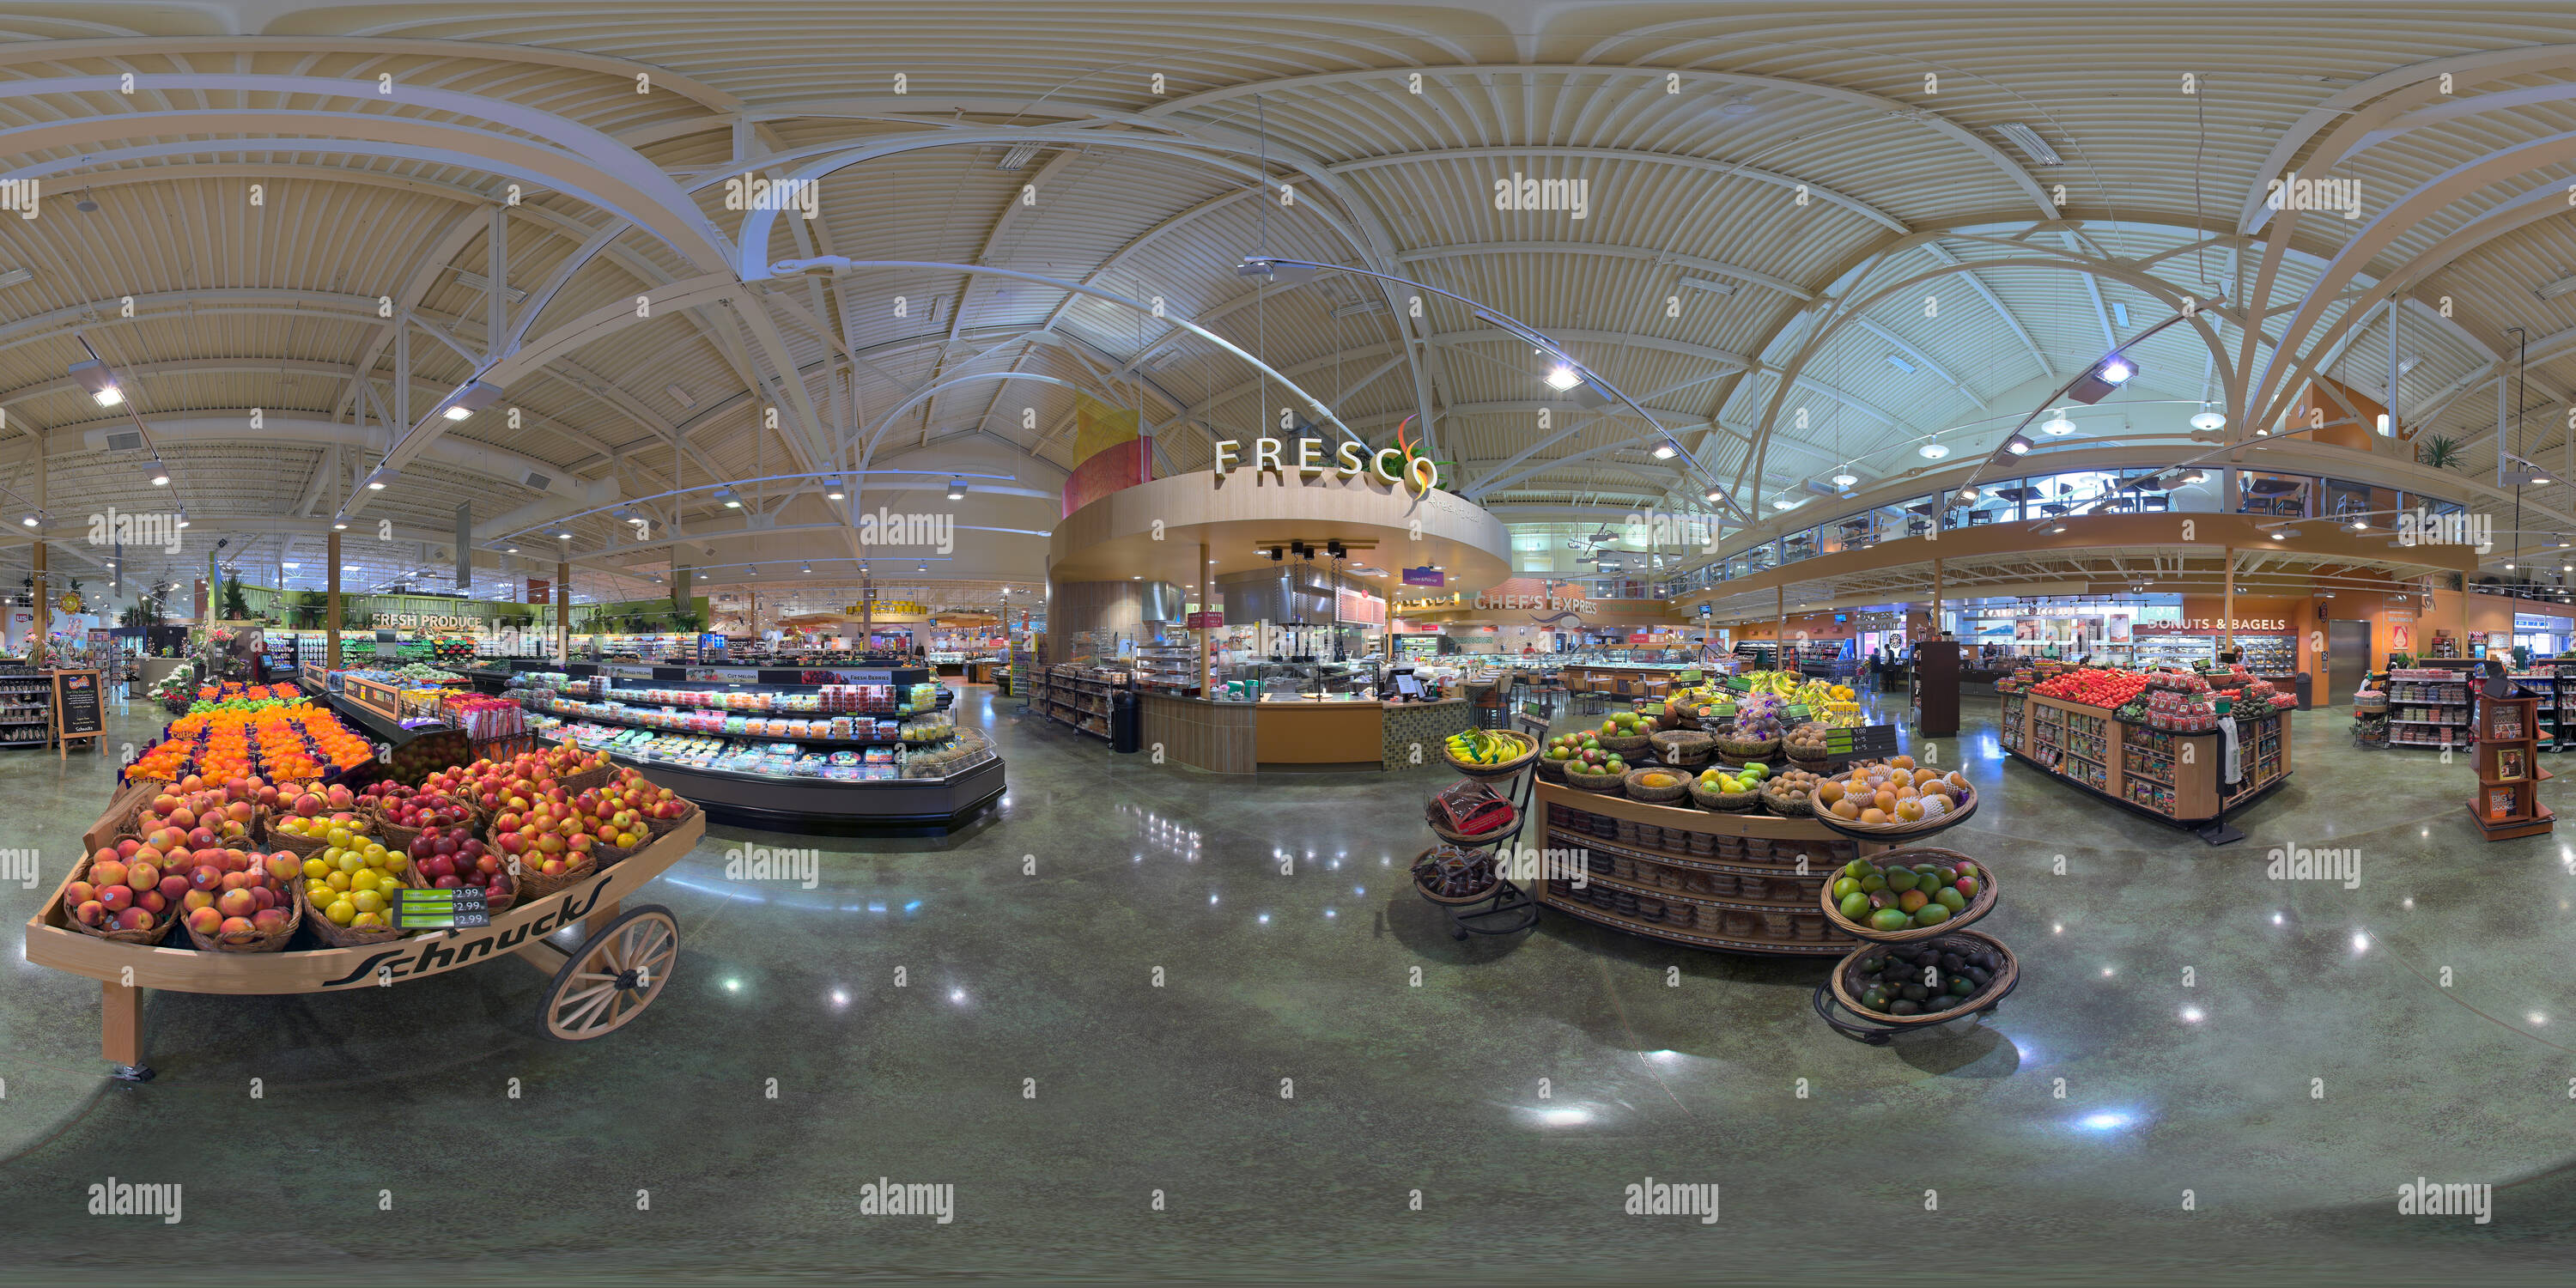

{"left": 379, "top": 613, "right": 480, "bottom": 632}
{"left": 1210, "top": 430, "right": 1442, "bottom": 494}
{"left": 2135, "top": 618, "right": 2287, "bottom": 633}
{"left": 1402, "top": 566, "right": 1445, "bottom": 587}
{"left": 1185, "top": 611, "right": 1224, "bottom": 629}
{"left": 844, "top": 600, "right": 929, "bottom": 616}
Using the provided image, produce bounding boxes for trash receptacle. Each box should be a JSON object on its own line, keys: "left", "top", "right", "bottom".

{"left": 1109, "top": 689, "right": 1142, "bottom": 753}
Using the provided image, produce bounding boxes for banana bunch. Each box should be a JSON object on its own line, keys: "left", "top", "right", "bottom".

{"left": 1446, "top": 729, "right": 1523, "bottom": 764}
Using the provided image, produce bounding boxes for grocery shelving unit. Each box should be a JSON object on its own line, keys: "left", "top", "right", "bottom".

{"left": 0, "top": 664, "right": 54, "bottom": 748}
{"left": 2384, "top": 669, "right": 2474, "bottom": 750}
{"left": 1029, "top": 665, "right": 1119, "bottom": 740}
{"left": 2000, "top": 690, "right": 2292, "bottom": 829}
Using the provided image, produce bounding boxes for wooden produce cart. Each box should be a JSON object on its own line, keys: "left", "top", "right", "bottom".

{"left": 25, "top": 780, "right": 706, "bottom": 1082}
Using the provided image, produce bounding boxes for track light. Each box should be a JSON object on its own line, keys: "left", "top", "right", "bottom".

{"left": 434, "top": 380, "right": 504, "bottom": 422}
{"left": 19, "top": 513, "right": 37, "bottom": 528}
{"left": 1955, "top": 488, "right": 1978, "bottom": 501}
{"left": 1545, "top": 363, "right": 1582, "bottom": 392}
{"left": 139, "top": 459, "right": 169, "bottom": 486}
{"left": 362, "top": 467, "right": 397, "bottom": 491}
{"left": 1650, "top": 442, "right": 1676, "bottom": 459}
{"left": 2002, "top": 434, "right": 2034, "bottom": 456}
{"left": 824, "top": 477, "right": 845, "bottom": 500}
{"left": 331, "top": 518, "right": 348, "bottom": 531}
{"left": 70, "top": 358, "right": 121, "bottom": 406}
{"left": 2068, "top": 355, "right": 2139, "bottom": 404}
{"left": 947, "top": 479, "right": 967, "bottom": 500}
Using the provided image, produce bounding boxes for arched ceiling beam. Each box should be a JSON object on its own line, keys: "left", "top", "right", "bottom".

{"left": 0, "top": 37, "right": 741, "bottom": 115}
{"left": 2249, "top": 130, "right": 2576, "bottom": 434}
{"left": 0, "top": 76, "right": 731, "bottom": 269}
{"left": 1396, "top": 241, "right": 1813, "bottom": 301}
{"left": 1142, "top": 64, "right": 2051, "bottom": 220}
{"left": 1327, "top": 145, "right": 1904, "bottom": 233}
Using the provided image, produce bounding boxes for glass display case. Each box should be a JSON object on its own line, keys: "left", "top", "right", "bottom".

{"left": 1211, "top": 659, "right": 1378, "bottom": 703}
{"left": 510, "top": 668, "right": 1001, "bottom": 828}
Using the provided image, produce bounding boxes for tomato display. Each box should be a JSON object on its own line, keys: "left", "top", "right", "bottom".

{"left": 2031, "top": 668, "right": 2149, "bottom": 710}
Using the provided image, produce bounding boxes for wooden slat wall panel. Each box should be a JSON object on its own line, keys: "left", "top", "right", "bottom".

{"left": 1140, "top": 693, "right": 1256, "bottom": 774}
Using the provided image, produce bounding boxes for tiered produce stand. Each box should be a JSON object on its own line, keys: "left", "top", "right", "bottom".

{"left": 1411, "top": 718, "right": 1543, "bottom": 939}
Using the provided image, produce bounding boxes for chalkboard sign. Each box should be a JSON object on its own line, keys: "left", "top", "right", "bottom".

{"left": 50, "top": 668, "right": 104, "bottom": 758}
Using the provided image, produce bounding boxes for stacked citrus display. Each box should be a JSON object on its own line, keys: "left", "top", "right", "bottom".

{"left": 299, "top": 825, "right": 410, "bottom": 929}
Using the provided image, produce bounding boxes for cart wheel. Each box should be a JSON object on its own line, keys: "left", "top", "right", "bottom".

{"left": 541, "top": 905, "right": 679, "bottom": 1041}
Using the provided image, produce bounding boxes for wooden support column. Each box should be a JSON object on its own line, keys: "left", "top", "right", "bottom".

{"left": 2223, "top": 545, "right": 2237, "bottom": 652}
{"left": 325, "top": 529, "right": 342, "bottom": 669}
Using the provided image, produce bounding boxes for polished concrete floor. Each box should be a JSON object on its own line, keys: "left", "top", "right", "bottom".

{"left": 5, "top": 684, "right": 2576, "bottom": 1284}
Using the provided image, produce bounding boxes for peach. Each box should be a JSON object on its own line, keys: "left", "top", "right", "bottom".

{"left": 190, "top": 866, "right": 223, "bottom": 892}
{"left": 116, "top": 838, "right": 143, "bottom": 860}
{"left": 149, "top": 793, "right": 182, "bottom": 816}
{"left": 74, "top": 900, "right": 106, "bottom": 926}
{"left": 182, "top": 890, "right": 216, "bottom": 913}
{"left": 112, "top": 907, "right": 153, "bottom": 931}
{"left": 216, "top": 889, "right": 255, "bottom": 918}
{"left": 90, "top": 859, "right": 129, "bottom": 889}
{"left": 156, "top": 875, "right": 190, "bottom": 902}
{"left": 217, "top": 915, "right": 257, "bottom": 940}
{"left": 135, "top": 890, "right": 167, "bottom": 914}
{"left": 126, "top": 861, "right": 161, "bottom": 892}
{"left": 250, "top": 908, "right": 289, "bottom": 933}
{"left": 185, "top": 906, "right": 222, "bottom": 934}
{"left": 66, "top": 880, "right": 95, "bottom": 905}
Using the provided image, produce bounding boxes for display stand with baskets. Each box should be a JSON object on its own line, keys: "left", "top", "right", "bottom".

{"left": 1809, "top": 845, "right": 2017, "bottom": 1045}
{"left": 1412, "top": 716, "right": 1546, "bottom": 940}
{"left": 24, "top": 770, "right": 709, "bottom": 1082}
{"left": 2351, "top": 679, "right": 2390, "bottom": 750}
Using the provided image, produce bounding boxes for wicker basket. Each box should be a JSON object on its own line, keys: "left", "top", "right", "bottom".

{"left": 264, "top": 822, "right": 339, "bottom": 860}
{"left": 513, "top": 848, "right": 600, "bottom": 901}
{"left": 179, "top": 884, "right": 303, "bottom": 953}
{"left": 1820, "top": 784, "right": 1978, "bottom": 839}
{"left": 1827, "top": 929, "right": 2017, "bottom": 1026}
{"left": 1649, "top": 731, "right": 1715, "bottom": 766}
{"left": 1715, "top": 735, "right": 1781, "bottom": 765}
{"left": 1563, "top": 763, "right": 1626, "bottom": 793}
{"left": 641, "top": 801, "right": 700, "bottom": 839}
{"left": 1411, "top": 847, "right": 1501, "bottom": 905}
{"left": 1440, "top": 731, "right": 1539, "bottom": 778}
{"left": 1623, "top": 767, "right": 1692, "bottom": 805}
{"left": 59, "top": 855, "right": 180, "bottom": 946}
{"left": 301, "top": 863, "right": 419, "bottom": 949}
{"left": 1427, "top": 810, "right": 1517, "bottom": 848}
{"left": 1816, "top": 846, "right": 1996, "bottom": 943}
{"left": 1687, "top": 779, "right": 1761, "bottom": 811}
{"left": 559, "top": 763, "right": 616, "bottom": 794}
{"left": 1758, "top": 781, "right": 1816, "bottom": 817}
{"left": 1534, "top": 756, "right": 1569, "bottom": 782}
{"left": 1597, "top": 732, "right": 1653, "bottom": 756}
